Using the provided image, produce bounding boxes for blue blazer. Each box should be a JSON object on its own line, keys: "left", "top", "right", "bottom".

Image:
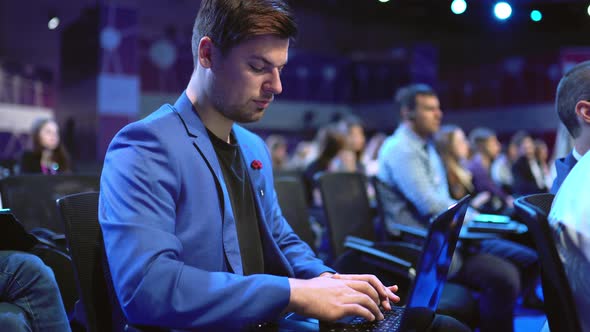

{"left": 99, "top": 93, "right": 332, "bottom": 331}
{"left": 551, "top": 151, "right": 578, "bottom": 194}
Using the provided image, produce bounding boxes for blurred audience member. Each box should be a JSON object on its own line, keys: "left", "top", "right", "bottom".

{"left": 551, "top": 60, "right": 590, "bottom": 193}
{"left": 265, "top": 134, "right": 288, "bottom": 171}
{"left": 466, "top": 127, "right": 514, "bottom": 213}
{"left": 434, "top": 125, "right": 492, "bottom": 209}
{"left": 303, "top": 126, "right": 346, "bottom": 206}
{"left": 435, "top": 125, "right": 473, "bottom": 199}
{"left": 491, "top": 138, "right": 518, "bottom": 193}
{"left": 511, "top": 131, "right": 548, "bottom": 196}
{"left": 19, "top": 118, "right": 71, "bottom": 174}
{"left": 286, "top": 141, "right": 313, "bottom": 171}
{"left": 362, "top": 132, "right": 387, "bottom": 176}
{"left": 287, "top": 127, "right": 329, "bottom": 171}
{"left": 377, "top": 83, "right": 541, "bottom": 331}
{"left": 534, "top": 139, "right": 553, "bottom": 190}
{"left": 332, "top": 116, "right": 366, "bottom": 173}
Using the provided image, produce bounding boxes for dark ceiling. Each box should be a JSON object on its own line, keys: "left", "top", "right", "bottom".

{"left": 291, "top": 0, "right": 589, "bottom": 64}
{"left": 294, "top": 0, "right": 588, "bottom": 32}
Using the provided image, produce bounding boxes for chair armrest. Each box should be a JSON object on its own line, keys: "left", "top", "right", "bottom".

{"left": 373, "top": 242, "right": 421, "bottom": 266}
{"left": 345, "top": 235, "right": 375, "bottom": 247}
{"left": 389, "top": 224, "right": 428, "bottom": 239}
{"left": 344, "top": 241, "right": 416, "bottom": 279}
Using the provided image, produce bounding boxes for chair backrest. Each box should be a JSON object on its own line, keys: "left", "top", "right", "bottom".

{"left": 274, "top": 176, "right": 316, "bottom": 252}
{"left": 371, "top": 175, "right": 396, "bottom": 239}
{"left": 514, "top": 193, "right": 583, "bottom": 332}
{"left": 0, "top": 174, "right": 100, "bottom": 233}
{"left": 371, "top": 175, "right": 427, "bottom": 240}
{"left": 57, "top": 191, "right": 126, "bottom": 332}
{"left": 318, "top": 172, "right": 376, "bottom": 258}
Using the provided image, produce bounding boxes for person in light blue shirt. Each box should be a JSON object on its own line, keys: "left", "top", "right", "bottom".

{"left": 377, "top": 83, "right": 540, "bottom": 332}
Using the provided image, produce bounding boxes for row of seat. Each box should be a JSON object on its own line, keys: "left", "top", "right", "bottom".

{"left": 0, "top": 174, "right": 582, "bottom": 331}
{"left": 275, "top": 172, "right": 583, "bottom": 332}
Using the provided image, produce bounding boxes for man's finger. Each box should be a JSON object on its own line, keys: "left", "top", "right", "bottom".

{"left": 345, "top": 279, "right": 380, "bottom": 306}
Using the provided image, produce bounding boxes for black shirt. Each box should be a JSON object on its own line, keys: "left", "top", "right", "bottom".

{"left": 207, "top": 129, "right": 265, "bottom": 275}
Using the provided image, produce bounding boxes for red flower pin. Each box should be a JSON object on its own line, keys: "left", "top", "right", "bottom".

{"left": 250, "top": 160, "right": 263, "bottom": 170}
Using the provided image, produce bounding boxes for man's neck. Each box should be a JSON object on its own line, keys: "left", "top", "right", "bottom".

{"left": 574, "top": 134, "right": 590, "bottom": 158}
{"left": 404, "top": 121, "right": 430, "bottom": 141}
{"left": 186, "top": 74, "right": 233, "bottom": 143}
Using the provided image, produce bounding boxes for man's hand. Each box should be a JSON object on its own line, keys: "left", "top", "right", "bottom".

{"left": 331, "top": 274, "right": 400, "bottom": 310}
{"left": 286, "top": 274, "right": 400, "bottom": 322}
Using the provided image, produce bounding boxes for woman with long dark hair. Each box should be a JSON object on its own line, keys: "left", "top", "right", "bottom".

{"left": 303, "top": 125, "right": 347, "bottom": 206}
{"left": 19, "top": 118, "right": 71, "bottom": 174}
{"left": 434, "top": 124, "right": 493, "bottom": 209}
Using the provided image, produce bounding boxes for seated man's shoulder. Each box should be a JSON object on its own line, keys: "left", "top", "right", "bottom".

{"left": 141, "top": 104, "right": 182, "bottom": 129}
{"left": 116, "top": 104, "right": 183, "bottom": 138}
{"left": 380, "top": 134, "right": 413, "bottom": 154}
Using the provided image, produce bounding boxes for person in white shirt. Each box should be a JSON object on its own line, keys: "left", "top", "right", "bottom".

{"left": 548, "top": 150, "right": 590, "bottom": 332}
{"left": 545, "top": 59, "right": 590, "bottom": 332}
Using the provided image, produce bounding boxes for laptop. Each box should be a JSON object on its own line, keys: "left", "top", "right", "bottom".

{"left": 0, "top": 208, "right": 39, "bottom": 251}
{"left": 315, "top": 195, "right": 472, "bottom": 332}
{"left": 467, "top": 213, "right": 525, "bottom": 235}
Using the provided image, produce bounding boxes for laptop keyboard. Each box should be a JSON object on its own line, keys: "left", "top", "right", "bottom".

{"left": 323, "top": 306, "right": 405, "bottom": 332}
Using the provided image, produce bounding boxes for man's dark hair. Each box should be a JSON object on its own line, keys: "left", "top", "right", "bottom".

{"left": 394, "top": 83, "right": 437, "bottom": 114}
{"left": 510, "top": 130, "right": 531, "bottom": 148}
{"left": 192, "top": 0, "right": 297, "bottom": 65}
{"left": 336, "top": 115, "right": 364, "bottom": 132}
{"left": 468, "top": 127, "right": 496, "bottom": 149}
{"left": 556, "top": 60, "right": 590, "bottom": 138}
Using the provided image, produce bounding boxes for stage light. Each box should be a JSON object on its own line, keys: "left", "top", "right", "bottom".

{"left": 378, "top": 0, "right": 390, "bottom": 3}
{"left": 48, "top": 16, "right": 60, "bottom": 30}
{"left": 494, "top": 2, "right": 512, "bottom": 20}
{"left": 587, "top": 4, "right": 590, "bottom": 16}
{"left": 451, "top": 0, "right": 467, "bottom": 15}
{"left": 530, "top": 10, "right": 542, "bottom": 22}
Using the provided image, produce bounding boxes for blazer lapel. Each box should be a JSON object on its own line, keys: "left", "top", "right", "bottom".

{"left": 172, "top": 93, "right": 243, "bottom": 275}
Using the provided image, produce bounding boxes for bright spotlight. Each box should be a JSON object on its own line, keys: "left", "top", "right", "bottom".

{"left": 587, "top": 4, "right": 590, "bottom": 16}
{"left": 48, "top": 16, "right": 60, "bottom": 30}
{"left": 530, "top": 10, "right": 542, "bottom": 22}
{"left": 494, "top": 2, "right": 512, "bottom": 20}
{"left": 451, "top": 0, "right": 467, "bottom": 15}
{"left": 378, "top": 0, "right": 390, "bottom": 3}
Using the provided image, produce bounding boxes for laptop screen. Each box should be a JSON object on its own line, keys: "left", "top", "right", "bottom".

{"left": 405, "top": 195, "right": 470, "bottom": 310}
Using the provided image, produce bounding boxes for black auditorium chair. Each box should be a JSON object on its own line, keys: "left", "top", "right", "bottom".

{"left": 514, "top": 193, "right": 583, "bottom": 332}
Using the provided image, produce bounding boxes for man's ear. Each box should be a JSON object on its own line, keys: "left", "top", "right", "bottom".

{"left": 575, "top": 100, "right": 590, "bottom": 124}
{"left": 401, "top": 107, "right": 415, "bottom": 121}
{"left": 198, "top": 37, "right": 214, "bottom": 68}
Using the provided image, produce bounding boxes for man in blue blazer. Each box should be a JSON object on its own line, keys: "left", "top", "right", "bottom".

{"left": 550, "top": 60, "right": 590, "bottom": 193}
{"left": 98, "top": 1, "right": 412, "bottom": 331}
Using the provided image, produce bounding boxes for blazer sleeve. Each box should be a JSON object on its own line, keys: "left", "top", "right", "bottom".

{"left": 99, "top": 121, "right": 291, "bottom": 330}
